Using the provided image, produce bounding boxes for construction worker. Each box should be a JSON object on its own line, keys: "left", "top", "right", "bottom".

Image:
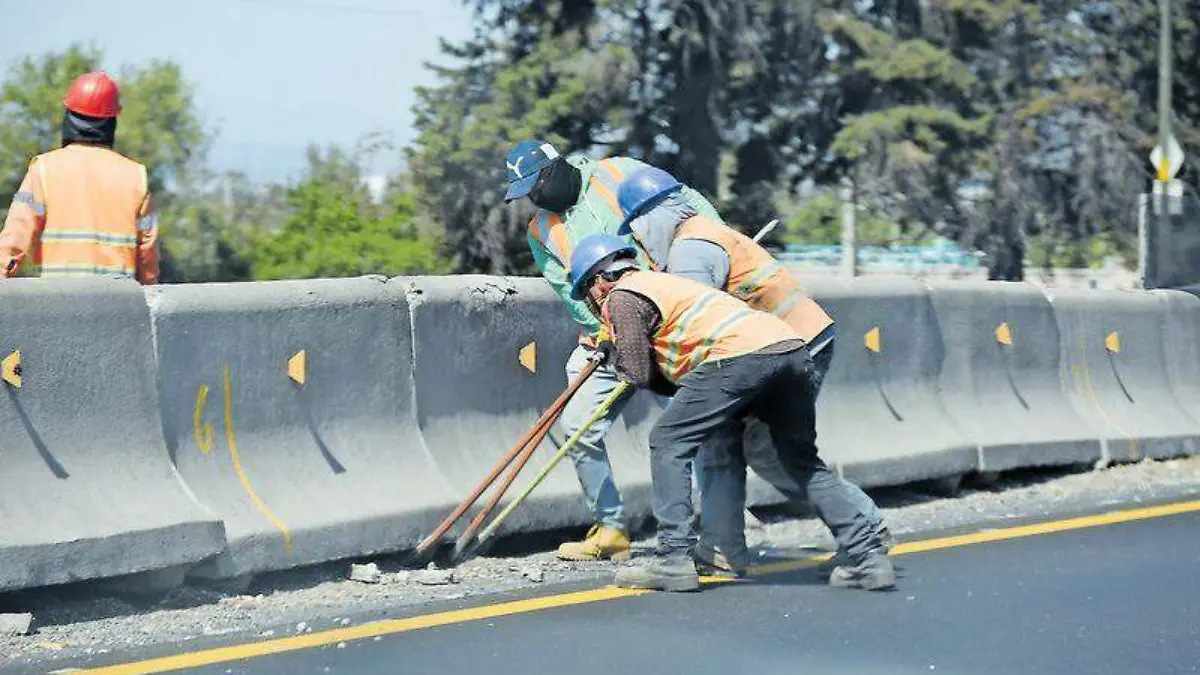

{"left": 1, "top": 71, "right": 159, "bottom": 284}
{"left": 567, "top": 233, "right": 895, "bottom": 592}
{"left": 615, "top": 166, "right": 892, "bottom": 575}
{"left": 503, "top": 139, "right": 722, "bottom": 562}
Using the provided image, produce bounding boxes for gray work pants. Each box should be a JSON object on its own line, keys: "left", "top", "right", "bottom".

{"left": 651, "top": 347, "right": 883, "bottom": 562}
{"left": 561, "top": 345, "right": 632, "bottom": 530}
{"left": 695, "top": 340, "right": 885, "bottom": 567}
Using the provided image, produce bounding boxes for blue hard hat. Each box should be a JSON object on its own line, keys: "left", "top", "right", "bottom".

{"left": 617, "top": 166, "right": 684, "bottom": 233}
{"left": 569, "top": 234, "right": 638, "bottom": 300}
{"left": 504, "top": 139, "right": 561, "bottom": 202}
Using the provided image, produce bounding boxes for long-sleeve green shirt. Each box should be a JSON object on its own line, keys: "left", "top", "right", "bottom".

{"left": 526, "top": 154, "right": 723, "bottom": 338}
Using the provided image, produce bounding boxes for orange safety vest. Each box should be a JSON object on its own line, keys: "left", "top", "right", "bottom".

{"left": 674, "top": 215, "right": 833, "bottom": 343}
{"left": 25, "top": 145, "right": 153, "bottom": 280}
{"left": 527, "top": 157, "right": 629, "bottom": 267}
{"left": 605, "top": 270, "right": 799, "bottom": 384}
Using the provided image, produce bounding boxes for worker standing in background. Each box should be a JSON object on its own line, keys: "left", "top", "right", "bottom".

{"left": 567, "top": 233, "right": 895, "bottom": 593}
{"left": 503, "top": 138, "right": 722, "bottom": 562}
{"left": 615, "top": 166, "right": 892, "bottom": 575}
{"left": 1, "top": 71, "right": 160, "bottom": 284}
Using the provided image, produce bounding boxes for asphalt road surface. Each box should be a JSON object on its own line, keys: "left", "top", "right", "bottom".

{"left": 64, "top": 501, "right": 1200, "bottom": 675}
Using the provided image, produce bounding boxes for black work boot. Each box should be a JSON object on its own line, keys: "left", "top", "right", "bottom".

{"left": 614, "top": 553, "right": 701, "bottom": 592}
{"left": 829, "top": 549, "right": 896, "bottom": 591}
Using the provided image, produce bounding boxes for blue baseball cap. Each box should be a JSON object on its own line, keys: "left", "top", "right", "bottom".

{"left": 504, "top": 139, "right": 561, "bottom": 202}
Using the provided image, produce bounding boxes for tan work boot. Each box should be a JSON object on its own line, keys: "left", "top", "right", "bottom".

{"left": 556, "top": 525, "right": 632, "bottom": 562}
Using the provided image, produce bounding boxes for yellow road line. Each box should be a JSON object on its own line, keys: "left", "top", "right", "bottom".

{"left": 77, "top": 587, "right": 647, "bottom": 675}
{"left": 76, "top": 498, "right": 1200, "bottom": 675}
{"left": 223, "top": 366, "right": 293, "bottom": 555}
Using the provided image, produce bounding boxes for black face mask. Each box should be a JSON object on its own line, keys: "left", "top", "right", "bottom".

{"left": 62, "top": 110, "right": 117, "bottom": 148}
{"left": 528, "top": 158, "right": 582, "bottom": 214}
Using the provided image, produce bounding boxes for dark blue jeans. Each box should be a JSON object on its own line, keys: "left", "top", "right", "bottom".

{"left": 650, "top": 347, "right": 882, "bottom": 563}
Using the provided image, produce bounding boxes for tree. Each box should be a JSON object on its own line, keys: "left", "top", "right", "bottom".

{"left": 408, "top": 1, "right": 635, "bottom": 274}
{"left": 252, "top": 144, "right": 449, "bottom": 280}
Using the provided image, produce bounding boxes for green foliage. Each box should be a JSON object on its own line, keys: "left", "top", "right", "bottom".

{"left": 252, "top": 146, "right": 449, "bottom": 280}
{"left": 783, "top": 191, "right": 902, "bottom": 247}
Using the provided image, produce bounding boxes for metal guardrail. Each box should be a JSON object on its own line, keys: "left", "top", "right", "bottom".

{"left": 779, "top": 242, "right": 985, "bottom": 270}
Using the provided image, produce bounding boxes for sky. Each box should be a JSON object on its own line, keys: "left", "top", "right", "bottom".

{"left": 1, "top": 0, "right": 475, "bottom": 183}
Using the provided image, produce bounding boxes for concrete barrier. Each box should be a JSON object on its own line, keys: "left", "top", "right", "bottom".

{"left": 928, "top": 281, "right": 1102, "bottom": 471}
{"left": 7, "top": 274, "right": 1200, "bottom": 595}
{"left": 0, "top": 279, "right": 224, "bottom": 592}
{"left": 398, "top": 276, "right": 657, "bottom": 537}
{"left": 744, "top": 277, "right": 976, "bottom": 504}
{"left": 1159, "top": 289, "right": 1200, "bottom": 426}
{"left": 149, "top": 277, "right": 449, "bottom": 578}
{"left": 1048, "top": 288, "right": 1200, "bottom": 461}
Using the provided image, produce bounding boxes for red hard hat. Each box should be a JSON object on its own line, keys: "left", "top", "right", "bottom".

{"left": 63, "top": 72, "right": 122, "bottom": 118}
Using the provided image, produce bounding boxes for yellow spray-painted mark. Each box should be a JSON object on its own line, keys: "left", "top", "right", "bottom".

{"left": 223, "top": 366, "right": 294, "bottom": 555}
{"left": 864, "top": 326, "right": 881, "bottom": 353}
{"left": 519, "top": 341, "right": 537, "bottom": 374}
{"left": 1073, "top": 338, "right": 1138, "bottom": 460}
{"left": 1105, "top": 331, "right": 1121, "bottom": 354}
{"left": 193, "top": 384, "right": 214, "bottom": 455}
{"left": 994, "top": 322, "right": 1013, "bottom": 346}
{"left": 288, "top": 350, "right": 307, "bottom": 385}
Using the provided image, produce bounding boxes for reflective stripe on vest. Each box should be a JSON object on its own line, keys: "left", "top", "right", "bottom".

{"left": 674, "top": 216, "right": 833, "bottom": 342}
{"left": 33, "top": 146, "right": 147, "bottom": 278}
{"left": 607, "top": 270, "right": 798, "bottom": 383}
{"left": 39, "top": 263, "right": 135, "bottom": 278}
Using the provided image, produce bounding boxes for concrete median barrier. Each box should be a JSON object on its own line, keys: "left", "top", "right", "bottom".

{"left": 1159, "top": 289, "right": 1200, "bottom": 426}
{"left": 149, "top": 277, "right": 448, "bottom": 578}
{"left": 928, "top": 281, "right": 1102, "bottom": 471}
{"left": 398, "top": 276, "right": 658, "bottom": 538}
{"left": 744, "top": 277, "right": 977, "bottom": 505}
{"left": 1049, "top": 288, "right": 1200, "bottom": 461}
{"left": 0, "top": 279, "right": 225, "bottom": 592}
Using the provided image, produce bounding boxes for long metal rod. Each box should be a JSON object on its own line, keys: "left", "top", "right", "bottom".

{"left": 462, "top": 381, "right": 632, "bottom": 557}
{"left": 451, "top": 405, "right": 559, "bottom": 558}
{"left": 411, "top": 358, "right": 599, "bottom": 558}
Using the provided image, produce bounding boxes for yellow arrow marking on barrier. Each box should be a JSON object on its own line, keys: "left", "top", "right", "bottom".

{"left": 2, "top": 351, "right": 21, "bottom": 388}
{"left": 288, "top": 350, "right": 307, "bottom": 385}
{"left": 1105, "top": 331, "right": 1121, "bottom": 354}
{"left": 193, "top": 383, "right": 214, "bottom": 455}
{"left": 995, "top": 322, "right": 1013, "bottom": 346}
{"left": 519, "top": 342, "right": 537, "bottom": 374}
{"left": 864, "top": 327, "right": 882, "bottom": 353}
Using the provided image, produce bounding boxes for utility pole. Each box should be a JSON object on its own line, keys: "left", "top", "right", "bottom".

{"left": 839, "top": 176, "right": 858, "bottom": 278}
{"left": 1153, "top": 0, "right": 1173, "bottom": 286}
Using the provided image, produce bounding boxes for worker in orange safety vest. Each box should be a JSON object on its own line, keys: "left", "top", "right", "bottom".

{"left": 0, "top": 71, "right": 160, "bottom": 284}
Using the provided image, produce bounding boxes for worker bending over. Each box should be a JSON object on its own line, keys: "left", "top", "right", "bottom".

{"left": 1, "top": 72, "right": 159, "bottom": 284}
{"left": 568, "top": 233, "right": 895, "bottom": 593}
{"left": 615, "top": 166, "right": 891, "bottom": 574}
{"left": 502, "top": 139, "right": 721, "bottom": 561}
